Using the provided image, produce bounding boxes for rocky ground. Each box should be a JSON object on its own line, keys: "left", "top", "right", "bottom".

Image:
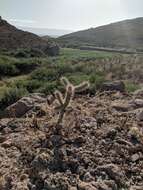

{"left": 0, "top": 89, "right": 143, "bottom": 190}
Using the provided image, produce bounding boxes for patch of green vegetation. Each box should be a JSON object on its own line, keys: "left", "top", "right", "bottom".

{"left": 125, "top": 82, "right": 140, "bottom": 93}
{"left": 0, "top": 86, "right": 28, "bottom": 109}
{"left": 1, "top": 48, "right": 139, "bottom": 110}
{"left": 60, "top": 48, "right": 113, "bottom": 61}
{"left": 0, "top": 55, "right": 42, "bottom": 76}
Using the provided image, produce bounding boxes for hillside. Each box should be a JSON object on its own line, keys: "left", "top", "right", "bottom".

{"left": 58, "top": 17, "right": 143, "bottom": 50}
{"left": 0, "top": 17, "right": 59, "bottom": 56}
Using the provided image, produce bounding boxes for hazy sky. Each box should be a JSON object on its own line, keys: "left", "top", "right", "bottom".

{"left": 0, "top": 0, "right": 143, "bottom": 30}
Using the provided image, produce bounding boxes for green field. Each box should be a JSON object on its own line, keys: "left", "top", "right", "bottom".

{"left": 0, "top": 48, "right": 141, "bottom": 110}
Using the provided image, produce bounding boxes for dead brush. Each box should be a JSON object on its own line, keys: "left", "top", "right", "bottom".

{"left": 48, "top": 77, "right": 90, "bottom": 134}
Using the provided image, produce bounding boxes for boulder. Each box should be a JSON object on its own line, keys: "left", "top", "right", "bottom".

{"left": 129, "top": 99, "right": 143, "bottom": 109}
{"left": 111, "top": 102, "right": 131, "bottom": 112}
{"left": 5, "top": 93, "right": 46, "bottom": 118}
{"left": 130, "top": 186, "right": 143, "bottom": 190}
{"left": 100, "top": 81, "right": 125, "bottom": 92}
{"left": 45, "top": 43, "right": 59, "bottom": 56}
{"left": 133, "top": 88, "right": 143, "bottom": 98}
{"left": 96, "top": 164, "right": 125, "bottom": 186}
{"left": 136, "top": 109, "right": 143, "bottom": 121}
{"left": 77, "top": 181, "right": 97, "bottom": 190}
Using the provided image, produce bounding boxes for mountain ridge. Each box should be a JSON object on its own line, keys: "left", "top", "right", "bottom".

{"left": 17, "top": 26, "right": 73, "bottom": 37}
{"left": 57, "top": 17, "right": 143, "bottom": 50}
{"left": 0, "top": 17, "right": 59, "bottom": 56}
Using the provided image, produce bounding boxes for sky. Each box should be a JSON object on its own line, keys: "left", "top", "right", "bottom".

{"left": 0, "top": 0, "right": 143, "bottom": 31}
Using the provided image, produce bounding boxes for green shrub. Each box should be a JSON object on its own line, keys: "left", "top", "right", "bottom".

{"left": 37, "top": 81, "right": 59, "bottom": 95}
{"left": 89, "top": 73, "right": 105, "bottom": 93}
{"left": 68, "top": 74, "right": 89, "bottom": 85}
{"left": 0, "top": 62, "right": 19, "bottom": 76}
{"left": 14, "top": 59, "right": 39, "bottom": 73}
{"left": 125, "top": 82, "right": 140, "bottom": 93}
{"left": 26, "top": 80, "right": 43, "bottom": 92}
{"left": 56, "top": 62, "right": 74, "bottom": 75}
{"left": 30, "top": 68, "right": 59, "bottom": 81}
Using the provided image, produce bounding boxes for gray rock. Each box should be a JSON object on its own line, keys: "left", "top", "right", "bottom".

{"left": 77, "top": 181, "right": 97, "bottom": 190}
{"left": 45, "top": 43, "right": 59, "bottom": 56}
{"left": 136, "top": 109, "right": 143, "bottom": 121}
{"left": 133, "top": 88, "right": 143, "bottom": 98}
{"left": 131, "top": 153, "right": 140, "bottom": 162}
{"left": 130, "top": 99, "right": 143, "bottom": 109}
{"left": 130, "top": 186, "right": 143, "bottom": 190}
{"left": 100, "top": 81, "right": 125, "bottom": 92}
{"left": 5, "top": 93, "right": 46, "bottom": 117}
{"left": 111, "top": 102, "right": 131, "bottom": 112}
{"left": 96, "top": 164, "right": 125, "bottom": 186}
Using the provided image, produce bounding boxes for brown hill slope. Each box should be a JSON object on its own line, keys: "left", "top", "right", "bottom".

{"left": 58, "top": 17, "right": 143, "bottom": 50}
{"left": 0, "top": 17, "right": 59, "bottom": 56}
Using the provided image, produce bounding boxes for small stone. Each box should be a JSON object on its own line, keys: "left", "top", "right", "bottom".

{"left": 69, "top": 187, "right": 77, "bottom": 190}
{"left": 78, "top": 181, "right": 97, "bottom": 190}
{"left": 1, "top": 140, "right": 12, "bottom": 148}
{"left": 96, "top": 164, "right": 125, "bottom": 186}
{"left": 136, "top": 109, "right": 143, "bottom": 121}
{"left": 74, "top": 136, "right": 86, "bottom": 144}
{"left": 130, "top": 186, "right": 143, "bottom": 190}
{"left": 83, "top": 172, "right": 94, "bottom": 182}
{"left": 106, "top": 129, "right": 117, "bottom": 140}
{"left": 131, "top": 153, "right": 140, "bottom": 162}
{"left": 111, "top": 102, "right": 131, "bottom": 112}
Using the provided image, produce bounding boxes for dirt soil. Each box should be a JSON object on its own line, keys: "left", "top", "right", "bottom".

{"left": 0, "top": 91, "right": 143, "bottom": 190}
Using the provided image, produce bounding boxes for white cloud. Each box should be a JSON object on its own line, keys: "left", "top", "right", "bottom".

{"left": 9, "top": 18, "right": 36, "bottom": 25}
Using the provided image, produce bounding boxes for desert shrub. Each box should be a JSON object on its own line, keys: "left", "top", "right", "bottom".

{"left": 125, "top": 82, "right": 140, "bottom": 93}
{"left": 67, "top": 74, "right": 89, "bottom": 86}
{"left": 26, "top": 80, "right": 43, "bottom": 92}
{"left": 55, "top": 62, "right": 74, "bottom": 75}
{"left": 14, "top": 49, "right": 29, "bottom": 58}
{"left": 14, "top": 59, "right": 38, "bottom": 73}
{"left": 13, "top": 48, "right": 45, "bottom": 58}
{"left": 12, "top": 79, "right": 29, "bottom": 89}
{"left": 89, "top": 73, "right": 105, "bottom": 93}
{"left": 0, "top": 87, "right": 28, "bottom": 109}
{"left": 0, "top": 62, "right": 19, "bottom": 76}
{"left": 37, "top": 81, "right": 59, "bottom": 95}
{"left": 30, "top": 68, "right": 59, "bottom": 81}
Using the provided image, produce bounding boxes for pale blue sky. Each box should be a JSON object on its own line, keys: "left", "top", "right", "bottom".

{"left": 0, "top": 0, "right": 143, "bottom": 30}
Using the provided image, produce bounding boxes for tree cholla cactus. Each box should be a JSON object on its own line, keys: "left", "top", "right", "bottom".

{"left": 129, "top": 126, "right": 143, "bottom": 143}
{"left": 49, "top": 77, "right": 90, "bottom": 129}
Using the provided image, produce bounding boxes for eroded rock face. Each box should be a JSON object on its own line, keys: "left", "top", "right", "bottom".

{"left": 100, "top": 81, "right": 125, "bottom": 92}
{"left": 45, "top": 43, "right": 60, "bottom": 56}
{"left": 5, "top": 93, "right": 47, "bottom": 117}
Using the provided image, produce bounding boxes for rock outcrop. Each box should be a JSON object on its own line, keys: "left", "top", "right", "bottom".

{"left": 5, "top": 93, "right": 47, "bottom": 117}
{"left": 100, "top": 81, "right": 125, "bottom": 92}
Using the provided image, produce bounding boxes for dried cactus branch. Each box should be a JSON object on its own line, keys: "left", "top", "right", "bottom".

{"left": 50, "top": 77, "right": 90, "bottom": 131}
{"left": 60, "top": 77, "right": 70, "bottom": 87}
{"left": 56, "top": 85, "right": 74, "bottom": 126}
{"left": 75, "top": 81, "right": 90, "bottom": 92}
{"left": 54, "top": 90, "right": 64, "bottom": 106}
